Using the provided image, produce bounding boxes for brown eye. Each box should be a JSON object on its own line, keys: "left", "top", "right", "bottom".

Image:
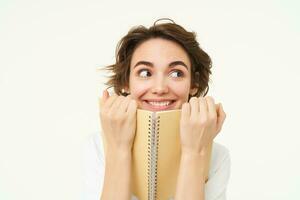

{"left": 170, "top": 70, "right": 184, "bottom": 78}
{"left": 138, "top": 69, "right": 151, "bottom": 78}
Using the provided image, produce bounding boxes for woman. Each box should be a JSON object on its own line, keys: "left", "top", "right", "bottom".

{"left": 83, "top": 18, "right": 230, "bottom": 200}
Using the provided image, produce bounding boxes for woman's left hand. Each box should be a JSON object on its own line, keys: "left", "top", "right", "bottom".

{"left": 179, "top": 96, "right": 226, "bottom": 155}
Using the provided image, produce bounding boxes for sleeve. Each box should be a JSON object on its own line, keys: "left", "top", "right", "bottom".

{"left": 204, "top": 144, "right": 231, "bottom": 200}
{"left": 81, "top": 132, "right": 138, "bottom": 200}
{"left": 81, "top": 133, "right": 105, "bottom": 200}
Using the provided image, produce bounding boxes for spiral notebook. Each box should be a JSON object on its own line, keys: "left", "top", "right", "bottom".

{"left": 131, "top": 109, "right": 213, "bottom": 200}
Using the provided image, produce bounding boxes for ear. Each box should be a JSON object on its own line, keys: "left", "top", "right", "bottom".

{"left": 123, "top": 85, "right": 130, "bottom": 93}
{"left": 189, "top": 87, "right": 198, "bottom": 96}
{"left": 121, "top": 85, "right": 130, "bottom": 94}
{"left": 189, "top": 71, "right": 200, "bottom": 96}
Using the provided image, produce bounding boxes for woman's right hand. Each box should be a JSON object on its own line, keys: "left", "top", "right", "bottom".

{"left": 99, "top": 89, "right": 138, "bottom": 153}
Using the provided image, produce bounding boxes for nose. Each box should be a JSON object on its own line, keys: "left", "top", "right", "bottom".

{"left": 151, "top": 74, "right": 169, "bottom": 95}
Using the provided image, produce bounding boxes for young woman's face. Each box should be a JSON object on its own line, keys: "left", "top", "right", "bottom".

{"left": 128, "top": 38, "right": 196, "bottom": 111}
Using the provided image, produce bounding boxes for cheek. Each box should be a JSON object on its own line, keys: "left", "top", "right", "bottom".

{"left": 129, "top": 80, "right": 151, "bottom": 99}
{"left": 169, "top": 82, "right": 190, "bottom": 98}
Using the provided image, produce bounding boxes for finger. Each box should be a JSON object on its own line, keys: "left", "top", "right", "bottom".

{"left": 189, "top": 97, "right": 199, "bottom": 119}
{"left": 110, "top": 95, "right": 126, "bottom": 113}
{"left": 99, "top": 89, "right": 110, "bottom": 109}
{"left": 124, "top": 94, "right": 133, "bottom": 101}
{"left": 127, "top": 99, "right": 137, "bottom": 121}
{"left": 215, "top": 103, "right": 220, "bottom": 114}
{"left": 104, "top": 94, "right": 119, "bottom": 110}
{"left": 216, "top": 103, "right": 226, "bottom": 133}
{"left": 125, "top": 94, "right": 138, "bottom": 113}
{"left": 119, "top": 95, "right": 131, "bottom": 113}
{"left": 123, "top": 94, "right": 134, "bottom": 112}
{"left": 181, "top": 102, "right": 190, "bottom": 120}
{"left": 199, "top": 97, "right": 208, "bottom": 121}
{"left": 206, "top": 96, "right": 217, "bottom": 121}
{"left": 103, "top": 89, "right": 109, "bottom": 102}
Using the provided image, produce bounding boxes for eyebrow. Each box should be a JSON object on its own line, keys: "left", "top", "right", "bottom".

{"left": 133, "top": 60, "right": 189, "bottom": 70}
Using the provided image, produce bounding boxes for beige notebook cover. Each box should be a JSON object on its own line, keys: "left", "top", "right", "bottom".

{"left": 131, "top": 109, "right": 213, "bottom": 200}
{"left": 99, "top": 102, "right": 213, "bottom": 200}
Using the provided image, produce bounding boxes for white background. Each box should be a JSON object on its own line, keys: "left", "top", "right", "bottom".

{"left": 0, "top": 0, "right": 299, "bottom": 199}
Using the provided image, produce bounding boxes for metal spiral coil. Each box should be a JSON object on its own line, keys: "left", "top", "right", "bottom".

{"left": 147, "top": 113, "right": 160, "bottom": 200}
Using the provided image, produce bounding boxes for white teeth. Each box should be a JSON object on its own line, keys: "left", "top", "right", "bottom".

{"left": 148, "top": 101, "right": 172, "bottom": 106}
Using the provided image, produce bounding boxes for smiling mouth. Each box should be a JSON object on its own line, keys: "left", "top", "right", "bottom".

{"left": 143, "top": 100, "right": 176, "bottom": 111}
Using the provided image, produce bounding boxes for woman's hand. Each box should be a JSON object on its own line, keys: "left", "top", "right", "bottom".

{"left": 99, "top": 89, "right": 138, "bottom": 153}
{"left": 179, "top": 96, "right": 226, "bottom": 155}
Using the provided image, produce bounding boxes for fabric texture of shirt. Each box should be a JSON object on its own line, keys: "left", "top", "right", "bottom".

{"left": 81, "top": 131, "right": 231, "bottom": 200}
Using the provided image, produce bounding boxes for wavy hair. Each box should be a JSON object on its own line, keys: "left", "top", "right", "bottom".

{"left": 99, "top": 18, "right": 212, "bottom": 99}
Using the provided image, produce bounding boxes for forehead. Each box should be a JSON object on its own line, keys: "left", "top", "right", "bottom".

{"left": 130, "top": 38, "right": 191, "bottom": 68}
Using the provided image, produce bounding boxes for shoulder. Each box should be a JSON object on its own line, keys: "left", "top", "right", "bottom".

{"left": 211, "top": 142, "right": 230, "bottom": 167}
{"left": 204, "top": 142, "right": 231, "bottom": 199}
{"left": 209, "top": 142, "right": 231, "bottom": 176}
{"left": 83, "top": 130, "right": 105, "bottom": 165}
{"left": 81, "top": 131, "right": 105, "bottom": 200}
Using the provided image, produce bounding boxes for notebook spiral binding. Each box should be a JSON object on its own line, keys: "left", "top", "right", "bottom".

{"left": 147, "top": 113, "right": 160, "bottom": 200}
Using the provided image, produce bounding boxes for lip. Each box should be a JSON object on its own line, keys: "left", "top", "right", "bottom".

{"left": 141, "top": 100, "right": 176, "bottom": 111}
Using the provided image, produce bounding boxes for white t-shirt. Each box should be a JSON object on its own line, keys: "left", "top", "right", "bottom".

{"left": 81, "top": 131, "right": 231, "bottom": 200}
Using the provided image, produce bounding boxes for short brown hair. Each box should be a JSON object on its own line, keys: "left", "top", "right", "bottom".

{"left": 100, "top": 18, "right": 212, "bottom": 99}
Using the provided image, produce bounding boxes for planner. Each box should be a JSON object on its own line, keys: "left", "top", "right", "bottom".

{"left": 131, "top": 109, "right": 213, "bottom": 200}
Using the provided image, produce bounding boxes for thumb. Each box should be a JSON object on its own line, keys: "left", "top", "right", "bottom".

{"left": 99, "top": 89, "right": 109, "bottom": 109}
{"left": 216, "top": 103, "right": 226, "bottom": 134}
{"left": 215, "top": 103, "right": 221, "bottom": 114}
